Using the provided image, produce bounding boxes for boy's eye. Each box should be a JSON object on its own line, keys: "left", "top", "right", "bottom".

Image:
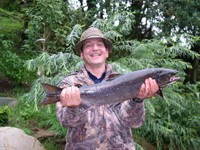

{"left": 84, "top": 43, "right": 93, "bottom": 48}
{"left": 83, "top": 42, "right": 105, "bottom": 48}
{"left": 97, "top": 42, "right": 104, "bottom": 47}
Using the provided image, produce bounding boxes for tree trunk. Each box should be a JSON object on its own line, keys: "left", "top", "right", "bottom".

{"left": 186, "top": 43, "right": 200, "bottom": 83}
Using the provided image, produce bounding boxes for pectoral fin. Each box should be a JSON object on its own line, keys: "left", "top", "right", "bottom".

{"left": 156, "top": 89, "right": 163, "bottom": 98}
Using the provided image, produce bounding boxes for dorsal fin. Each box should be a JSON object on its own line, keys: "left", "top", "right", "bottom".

{"left": 75, "top": 83, "right": 82, "bottom": 88}
{"left": 107, "top": 74, "right": 122, "bottom": 81}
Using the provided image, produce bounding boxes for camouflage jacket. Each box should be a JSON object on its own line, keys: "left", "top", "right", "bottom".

{"left": 56, "top": 64, "right": 145, "bottom": 150}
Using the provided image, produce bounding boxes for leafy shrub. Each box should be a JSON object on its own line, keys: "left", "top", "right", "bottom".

{"left": 0, "top": 106, "right": 9, "bottom": 126}
{"left": 0, "top": 50, "right": 27, "bottom": 84}
{"left": 0, "top": 34, "right": 35, "bottom": 85}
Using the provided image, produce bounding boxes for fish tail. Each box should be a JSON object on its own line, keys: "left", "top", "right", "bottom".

{"left": 40, "top": 83, "right": 62, "bottom": 106}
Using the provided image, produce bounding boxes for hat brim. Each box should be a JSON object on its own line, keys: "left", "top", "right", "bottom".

{"left": 75, "top": 37, "right": 112, "bottom": 55}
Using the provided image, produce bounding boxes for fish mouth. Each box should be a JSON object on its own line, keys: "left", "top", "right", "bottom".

{"left": 160, "top": 75, "right": 180, "bottom": 88}
{"left": 169, "top": 75, "right": 180, "bottom": 84}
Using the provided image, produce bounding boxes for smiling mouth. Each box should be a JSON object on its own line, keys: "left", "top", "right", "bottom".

{"left": 90, "top": 53, "right": 101, "bottom": 57}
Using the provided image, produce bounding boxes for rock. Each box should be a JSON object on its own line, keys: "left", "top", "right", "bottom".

{"left": 0, "top": 97, "right": 17, "bottom": 107}
{"left": 0, "top": 127, "right": 46, "bottom": 150}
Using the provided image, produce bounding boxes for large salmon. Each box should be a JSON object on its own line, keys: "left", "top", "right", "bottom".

{"left": 40, "top": 68, "right": 179, "bottom": 106}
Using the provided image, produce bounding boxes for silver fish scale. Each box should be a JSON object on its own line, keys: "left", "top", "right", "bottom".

{"left": 79, "top": 68, "right": 178, "bottom": 106}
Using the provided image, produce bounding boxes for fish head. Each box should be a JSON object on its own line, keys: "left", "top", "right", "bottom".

{"left": 155, "top": 68, "right": 180, "bottom": 88}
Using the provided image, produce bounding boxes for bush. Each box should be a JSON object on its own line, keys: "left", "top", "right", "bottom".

{"left": 0, "top": 34, "right": 35, "bottom": 85}
{"left": 0, "top": 106, "right": 9, "bottom": 126}
{"left": 0, "top": 50, "right": 27, "bottom": 84}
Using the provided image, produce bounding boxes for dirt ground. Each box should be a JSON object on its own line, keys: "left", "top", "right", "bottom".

{"left": 0, "top": 77, "right": 15, "bottom": 94}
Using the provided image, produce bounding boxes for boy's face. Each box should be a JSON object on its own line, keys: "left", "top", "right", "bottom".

{"left": 80, "top": 38, "right": 109, "bottom": 67}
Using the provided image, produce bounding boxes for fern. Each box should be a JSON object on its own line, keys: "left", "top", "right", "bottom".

{"left": 66, "top": 24, "right": 83, "bottom": 46}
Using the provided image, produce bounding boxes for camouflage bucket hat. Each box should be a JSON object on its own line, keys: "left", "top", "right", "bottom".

{"left": 75, "top": 27, "right": 112, "bottom": 55}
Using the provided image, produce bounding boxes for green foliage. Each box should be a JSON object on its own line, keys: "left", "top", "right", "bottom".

{"left": 66, "top": 24, "right": 83, "bottom": 48}
{"left": 24, "top": 52, "right": 83, "bottom": 111}
{"left": 0, "top": 8, "right": 22, "bottom": 34}
{"left": 0, "top": 51, "right": 26, "bottom": 84}
{"left": 26, "top": 52, "right": 80, "bottom": 76}
{"left": 23, "top": 0, "right": 71, "bottom": 53}
{"left": 0, "top": 34, "right": 31, "bottom": 84}
{"left": 135, "top": 81, "right": 200, "bottom": 150}
{"left": 0, "top": 9, "right": 34, "bottom": 85}
{"left": 0, "top": 0, "right": 21, "bottom": 11}
{"left": 42, "top": 139, "right": 60, "bottom": 150}
{"left": 0, "top": 8, "right": 23, "bottom": 58}
{"left": 156, "top": 0, "right": 200, "bottom": 36}
{"left": 0, "top": 106, "right": 9, "bottom": 126}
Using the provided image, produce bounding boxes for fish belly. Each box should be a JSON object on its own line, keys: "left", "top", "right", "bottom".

{"left": 80, "top": 81, "right": 142, "bottom": 106}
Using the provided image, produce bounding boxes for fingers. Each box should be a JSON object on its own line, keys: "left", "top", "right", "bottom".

{"left": 149, "top": 78, "right": 159, "bottom": 94}
{"left": 137, "top": 78, "right": 159, "bottom": 99}
{"left": 144, "top": 78, "right": 150, "bottom": 96}
{"left": 137, "top": 83, "right": 146, "bottom": 99}
{"left": 147, "top": 78, "right": 158, "bottom": 97}
{"left": 60, "top": 86, "right": 81, "bottom": 107}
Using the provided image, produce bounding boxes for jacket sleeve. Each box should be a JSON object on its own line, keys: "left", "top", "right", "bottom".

{"left": 113, "top": 99, "right": 145, "bottom": 128}
{"left": 56, "top": 102, "right": 88, "bottom": 128}
{"left": 56, "top": 76, "right": 89, "bottom": 128}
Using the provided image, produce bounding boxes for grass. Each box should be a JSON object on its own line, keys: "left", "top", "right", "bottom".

{"left": 0, "top": 17, "right": 22, "bottom": 31}
{"left": 0, "top": 8, "right": 22, "bottom": 34}
{"left": 0, "top": 86, "right": 28, "bottom": 97}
